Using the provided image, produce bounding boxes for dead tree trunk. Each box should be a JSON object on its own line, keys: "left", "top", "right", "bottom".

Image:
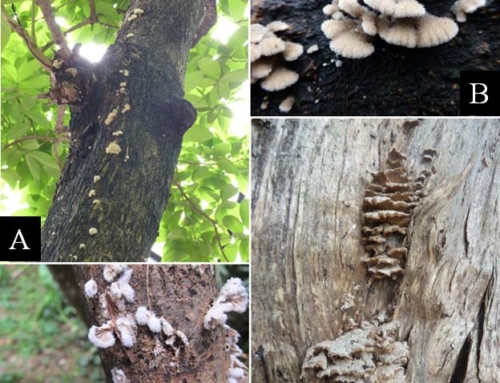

{"left": 251, "top": 119, "right": 499, "bottom": 383}
{"left": 251, "top": 1, "right": 500, "bottom": 116}
{"left": 74, "top": 264, "right": 229, "bottom": 383}
{"left": 41, "top": 1, "right": 210, "bottom": 262}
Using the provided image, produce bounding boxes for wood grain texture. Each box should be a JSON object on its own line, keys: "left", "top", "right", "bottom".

{"left": 251, "top": 118, "right": 499, "bottom": 383}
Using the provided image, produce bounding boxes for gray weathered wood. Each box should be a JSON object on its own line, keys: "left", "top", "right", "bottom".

{"left": 251, "top": 118, "right": 499, "bottom": 383}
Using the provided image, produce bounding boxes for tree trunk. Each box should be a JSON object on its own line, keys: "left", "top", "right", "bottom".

{"left": 251, "top": 119, "right": 499, "bottom": 383}
{"left": 42, "top": 1, "right": 207, "bottom": 262}
{"left": 74, "top": 264, "right": 229, "bottom": 383}
{"left": 250, "top": 1, "right": 500, "bottom": 116}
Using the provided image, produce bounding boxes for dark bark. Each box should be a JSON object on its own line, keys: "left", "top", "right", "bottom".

{"left": 74, "top": 264, "right": 230, "bottom": 383}
{"left": 41, "top": 0, "right": 207, "bottom": 261}
{"left": 251, "top": 119, "right": 500, "bottom": 382}
{"left": 48, "top": 265, "right": 90, "bottom": 327}
{"left": 251, "top": 1, "right": 500, "bottom": 116}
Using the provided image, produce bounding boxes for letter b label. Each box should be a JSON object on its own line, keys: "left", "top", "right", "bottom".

{"left": 461, "top": 71, "right": 499, "bottom": 116}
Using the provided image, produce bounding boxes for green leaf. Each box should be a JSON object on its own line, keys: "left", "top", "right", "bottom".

{"left": 1, "top": 12, "right": 11, "bottom": 51}
{"left": 239, "top": 199, "right": 249, "bottom": 228}
{"left": 198, "top": 57, "right": 221, "bottom": 79}
{"left": 222, "top": 215, "right": 243, "bottom": 233}
{"left": 239, "top": 238, "right": 249, "bottom": 261}
{"left": 221, "top": 69, "right": 247, "bottom": 84}
{"left": 220, "top": 183, "right": 237, "bottom": 201}
{"left": 25, "top": 154, "right": 42, "bottom": 182}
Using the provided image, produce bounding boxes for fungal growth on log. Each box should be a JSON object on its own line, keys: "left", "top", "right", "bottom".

{"left": 361, "top": 148, "right": 437, "bottom": 280}
{"left": 250, "top": 22, "right": 303, "bottom": 112}
{"left": 321, "top": 0, "right": 462, "bottom": 59}
{"left": 301, "top": 321, "right": 409, "bottom": 382}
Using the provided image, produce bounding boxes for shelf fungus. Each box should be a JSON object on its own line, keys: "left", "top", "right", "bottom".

{"left": 225, "top": 325, "right": 248, "bottom": 383}
{"left": 321, "top": 0, "right": 464, "bottom": 59}
{"left": 301, "top": 322, "right": 409, "bottom": 382}
{"left": 361, "top": 148, "right": 436, "bottom": 280}
{"left": 251, "top": 21, "right": 303, "bottom": 112}
{"left": 88, "top": 321, "right": 116, "bottom": 348}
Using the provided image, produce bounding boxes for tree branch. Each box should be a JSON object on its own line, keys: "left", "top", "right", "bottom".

{"left": 174, "top": 179, "right": 229, "bottom": 262}
{"left": 36, "top": 0, "right": 71, "bottom": 58}
{"left": 1, "top": 6, "right": 52, "bottom": 71}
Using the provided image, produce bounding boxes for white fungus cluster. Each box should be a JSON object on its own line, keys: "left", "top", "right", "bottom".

{"left": 321, "top": 0, "right": 467, "bottom": 59}
{"left": 225, "top": 325, "right": 248, "bottom": 383}
{"left": 111, "top": 368, "right": 130, "bottom": 383}
{"left": 301, "top": 321, "right": 409, "bottom": 382}
{"left": 135, "top": 306, "right": 190, "bottom": 354}
{"left": 251, "top": 22, "right": 304, "bottom": 113}
{"left": 87, "top": 266, "right": 138, "bottom": 349}
{"left": 204, "top": 277, "right": 249, "bottom": 330}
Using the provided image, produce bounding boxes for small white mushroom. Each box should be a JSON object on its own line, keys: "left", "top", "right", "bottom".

{"left": 88, "top": 190, "right": 96, "bottom": 197}
{"left": 452, "top": 0, "right": 486, "bottom": 22}
{"left": 126, "top": 33, "right": 135, "bottom": 39}
{"left": 323, "top": 4, "right": 340, "bottom": 15}
{"left": 283, "top": 42, "right": 304, "bottom": 61}
{"left": 251, "top": 58, "right": 274, "bottom": 79}
{"left": 106, "top": 142, "right": 122, "bottom": 155}
{"left": 120, "top": 82, "right": 127, "bottom": 88}
{"left": 133, "top": 8, "right": 144, "bottom": 14}
{"left": 128, "top": 14, "right": 137, "bottom": 21}
{"left": 89, "top": 228, "right": 98, "bottom": 235}
{"left": 260, "top": 67, "right": 299, "bottom": 92}
{"left": 88, "top": 321, "right": 115, "bottom": 348}
{"left": 79, "top": 243, "right": 86, "bottom": 250}
{"left": 84, "top": 279, "right": 98, "bottom": 298}
{"left": 266, "top": 21, "right": 290, "bottom": 32}
{"left": 364, "top": 0, "right": 426, "bottom": 18}
{"left": 258, "top": 36, "right": 286, "bottom": 57}
{"left": 115, "top": 317, "right": 137, "bottom": 347}
{"left": 250, "top": 24, "right": 268, "bottom": 43}
{"left": 121, "top": 103, "right": 131, "bottom": 114}
{"left": 279, "top": 96, "right": 295, "bottom": 113}
{"left": 306, "top": 44, "right": 319, "bottom": 54}
{"left": 111, "top": 368, "right": 130, "bottom": 383}
{"left": 112, "top": 130, "right": 124, "bottom": 136}
{"left": 93, "top": 175, "right": 101, "bottom": 183}
{"left": 103, "top": 264, "right": 129, "bottom": 282}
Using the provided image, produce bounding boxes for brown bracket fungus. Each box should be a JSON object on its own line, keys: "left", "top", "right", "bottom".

{"left": 361, "top": 148, "right": 436, "bottom": 280}
{"left": 301, "top": 322, "right": 409, "bottom": 382}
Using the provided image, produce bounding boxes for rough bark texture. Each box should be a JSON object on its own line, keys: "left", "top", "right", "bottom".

{"left": 48, "top": 265, "right": 90, "bottom": 327}
{"left": 251, "top": 1, "right": 500, "bottom": 116}
{"left": 251, "top": 119, "right": 499, "bottom": 383}
{"left": 74, "top": 264, "right": 230, "bottom": 383}
{"left": 42, "top": 0, "right": 206, "bottom": 261}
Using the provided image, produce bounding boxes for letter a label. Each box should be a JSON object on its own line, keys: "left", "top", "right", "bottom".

{"left": 9, "top": 229, "right": 31, "bottom": 250}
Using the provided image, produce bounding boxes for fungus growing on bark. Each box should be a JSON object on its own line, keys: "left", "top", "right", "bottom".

{"left": 88, "top": 321, "right": 116, "bottom": 348}
{"left": 128, "top": 14, "right": 138, "bottom": 22}
{"left": 279, "top": 96, "right": 295, "bottom": 113}
{"left": 121, "top": 103, "right": 131, "bottom": 113}
{"left": 103, "top": 264, "right": 129, "bottom": 282}
{"left": 306, "top": 44, "right": 319, "bottom": 54}
{"left": 301, "top": 322, "right": 408, "bottom": 382}
{"left": 320, "top": 0, "right": 465, "bottom": 60}
{"left": 93, "top": 175, "right": 101, "bottom": 183}
{"left": 84, "top": 279, "right": 98, "bottom": 298}
{"left": 112, "top": 130, "right": 124, "bottom": 136}
{"left": 452, "top": 0, "right": 487, "bottom": 22}
{"left": 126, "top": 33, "right": 134, "bottom": 39}
{"left": 106, "top": 142, "right": 122, "bottom": 155}
{"left": 111, "top": 368, "right": 130, "bottom": 383}
{"left": 115, "top": 316, "right": 137, "bottom": 347}
{"left": 204, "top": 277, "right": 248, "bottom": 329}
{"left": 88, "top": 190, "right": 96, "bottom": 197}
{"left": 89, "top": 228, "right": 98, "bottom": 235}
{"left": 251, "top": 22, "right": 303, "bottom": 94}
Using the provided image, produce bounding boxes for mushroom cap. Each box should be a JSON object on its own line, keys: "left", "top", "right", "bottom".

{"left": 323, "top": 4, "right": 339, "bottom": 15}
{"left": 261, "top": 67, "right": 299, "bottom": 91}
{"left": 339, "top": 0, "right": 366, "bottom": 18}
{"left": 279, "top": 96, "right": 296, "bottom": 113}
{"left": 361, "top": 12, "right": 378, "bottom": 36}
{"left": 283, "top": 41, "right": 304, "bottom": 61}
{"left": 329, "top": 28, "right": 375, "bottom": 59}
{"left": 250, "top": 24, "right": 268, "bottom": 43}
{"left": 321, "top": 19, "right": 357, "bottom": 40}
{"left": 258, "top": 36, "right": 286, "bottom": 57}
{"left": 88, "top": 322, "right": 116, "bottom": 348}
{"left": 364, "top": 0, "right": 426, "bottom": 18}
{"left": 416, "top": 15, "right": 458, "bottom": 47}
{"left": 250, "top": 43, "right": 262, "bottom": 63}
{"left": 251, "top": 57, "right": 274, "bottom": 79}
{"left": 377, "top": 17, "right": 417, "bottom": 48}
{"left": 266, "top": 21, "right": 290, "bottom": 32}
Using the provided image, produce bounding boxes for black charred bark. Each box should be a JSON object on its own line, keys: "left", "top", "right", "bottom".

{"left": 42, "top": 0, "right": 208, "bottom": 262}
{"left": 251, "top": 0, "right": 500, "bottom": 116}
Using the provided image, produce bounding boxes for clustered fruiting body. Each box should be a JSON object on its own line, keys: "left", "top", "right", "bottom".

{"left": 251, "top": 22, "right": 304, "bottom": 113}
{"left": 321, "top": 0, "right": 467, "bottom": 59}
{"left": 301, "top": 321, "right": 409, "bottom": 382}
{"left": 361, "top": 148, "right": 436, "bottom": 280}
{"left": 204, "top": 278, "right": 249, "bottom": 383}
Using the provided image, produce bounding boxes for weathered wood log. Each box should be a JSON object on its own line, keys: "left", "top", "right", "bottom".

{"left": 251, "top": 118, "right": 499, "bottom": 383}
